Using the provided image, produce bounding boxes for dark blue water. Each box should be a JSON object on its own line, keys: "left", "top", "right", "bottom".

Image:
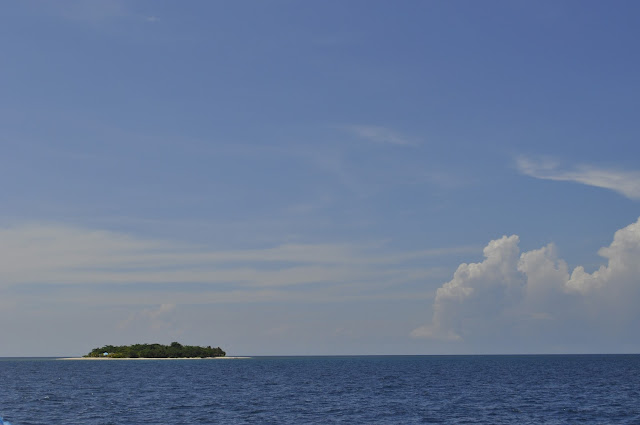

{"left": 1, "top": 355, "right": 639, "bottom": 424}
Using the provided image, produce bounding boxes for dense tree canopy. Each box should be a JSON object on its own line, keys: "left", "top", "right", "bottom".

{"left": 85, "top": 342, "right": 225, "bottom": 358}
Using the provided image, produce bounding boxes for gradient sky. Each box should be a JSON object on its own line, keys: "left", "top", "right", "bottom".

{"left": 1, "top": 1, "right": 639, "bottom": 356}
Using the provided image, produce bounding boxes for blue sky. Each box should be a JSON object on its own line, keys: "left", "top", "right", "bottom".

{"left": 1, "top": 1, "right": 639, "bottom": 356}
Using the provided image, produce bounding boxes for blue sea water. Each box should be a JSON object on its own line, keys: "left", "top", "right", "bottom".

{"left": 1, "top": 355, "right": 639, "bottom": 424}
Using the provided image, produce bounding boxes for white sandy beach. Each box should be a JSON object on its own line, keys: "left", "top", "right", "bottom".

{"left": 57, "top": 356, "right": 250, "bottom": 360}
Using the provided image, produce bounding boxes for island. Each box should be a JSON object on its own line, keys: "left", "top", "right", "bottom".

{"left": 84, "top": 342, "right": 226, "bottom": 358}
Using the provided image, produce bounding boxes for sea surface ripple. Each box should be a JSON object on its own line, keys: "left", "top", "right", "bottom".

{"left": 1, "top": 355, "right": 639, "bottom": 424}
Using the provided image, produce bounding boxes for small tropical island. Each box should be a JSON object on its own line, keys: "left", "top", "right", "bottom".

{"left": 84, "top": 342, "right": 226, "bottom": 358}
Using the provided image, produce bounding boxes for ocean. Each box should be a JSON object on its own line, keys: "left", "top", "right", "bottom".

{"left": 1, "top": 355, "right": 639, "bottom": 424}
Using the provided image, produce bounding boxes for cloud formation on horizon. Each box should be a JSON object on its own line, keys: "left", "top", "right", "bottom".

{"left": 412, "top": 217, "right": 640, "bottom": 344}
{"left": 517, "top": 156, "right": 640, "bottom": 200}
{"left": 0, "top": 223, "right": 465, "bottom": 306}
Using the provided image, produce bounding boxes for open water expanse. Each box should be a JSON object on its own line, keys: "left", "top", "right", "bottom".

{"left": 1, "top": 355, "right": 639, "bottom": 424}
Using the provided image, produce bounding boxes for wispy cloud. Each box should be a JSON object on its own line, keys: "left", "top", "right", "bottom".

{"left": 0, "top": 224, "right": 460, "bottom": 304}
{"left": 56, "top": 0, "right": 129, "bottom": 22}
{"left": 41, "top": 1, "right": 159, "bottom": 25}
{"left": 517, "top": 156, "right": 640, "bottom": 200}
{"left": 119, "top": 303, "right": 177, "bottom": 330}
{"left": 346, "top": 125, "right": 414, "bottom": 146}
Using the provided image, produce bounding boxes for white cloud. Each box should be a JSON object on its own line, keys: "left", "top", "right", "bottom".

{"left": 565, "top": 218, "right": 640, "bottom": 295}
{"left": 517, "top": 156, "right": 640, "bottom": 200}
{"left": 411, "top": 235, "right": 524, "bottom": 341}
{"left": 346, "top": 125, "right": 414, "bottom": 146}
{"left": 412, "top": 217, "right": 640, "bottom": 343}
{"left": 0, "top": 223, "right": 457, "bottom": 304}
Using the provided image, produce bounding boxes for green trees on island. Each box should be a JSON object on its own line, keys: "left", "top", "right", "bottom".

{"left": 84, "top": 342, "right": 226, "bottom": 358}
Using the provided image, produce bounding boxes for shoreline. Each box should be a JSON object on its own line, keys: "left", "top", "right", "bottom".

{"left": 56, "top": 356, "right": 250, "bottom": 360}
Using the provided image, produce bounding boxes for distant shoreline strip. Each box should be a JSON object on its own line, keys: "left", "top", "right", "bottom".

{"left": 56, "top": 356, "right": 250, "bottom": 360}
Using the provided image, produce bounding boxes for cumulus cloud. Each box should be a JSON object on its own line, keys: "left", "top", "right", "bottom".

{"left": 412, "top": 217, "right": 640, "bottom": 343}
{"left": 565, "top": 218, "right": 640, "bottom": 295}
{"left": 517, "top": 156, "right": 640, "bottom": 200}
{"left": 411, "top": 235, "right": 525, "bottom": 341}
